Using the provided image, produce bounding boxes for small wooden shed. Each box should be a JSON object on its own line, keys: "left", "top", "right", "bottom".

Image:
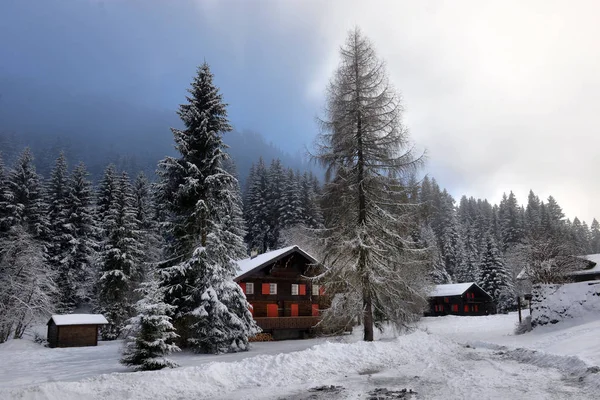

{"left": 47, "top": 314, "right": 108, "bottom": 348}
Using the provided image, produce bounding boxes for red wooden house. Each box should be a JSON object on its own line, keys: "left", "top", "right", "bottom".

{"left": 426, "top": 282, "right": 495, "bottom": 316}
{"left": 235, "top": 246, "right": 326, "bottom": 340}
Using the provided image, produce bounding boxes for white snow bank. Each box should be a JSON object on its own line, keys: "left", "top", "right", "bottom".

{"left": 531, "top": 281, "right": 600, "bottom": 327}
{"left": 0, "top": 331, "right": 458, "bottom": 400}
{"left": 49, "top": 314, "right": 108, "bottom": 326}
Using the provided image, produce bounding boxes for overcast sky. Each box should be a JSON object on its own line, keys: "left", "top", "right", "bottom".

{"left": 2, "top": 0, "right": 600, "bottom": 222}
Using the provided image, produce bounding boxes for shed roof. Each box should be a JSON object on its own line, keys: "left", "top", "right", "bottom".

{"left": 48, "top": 314, "right": 108, "bottom": 326}
{"left": 235, "top": 245, "right": 317, "bottom": 280}
{"left": 570, "top": 254, "right": 600, "bottom": 276}
{"left": 430, "top": 282, "right": 483, "bottom": 297}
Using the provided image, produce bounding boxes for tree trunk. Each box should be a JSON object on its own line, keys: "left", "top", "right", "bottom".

{"left": 354, "top": 30, "right": 373, "bottom": 342}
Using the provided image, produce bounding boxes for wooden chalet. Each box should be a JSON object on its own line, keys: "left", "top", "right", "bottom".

{"left": 235, "top": 246, "right": 327, "bottom": 340}
{"left": 47, "top": 314, "right": 108, "bottom": 348}
{"left": 426, "top": 283, "right": 495, "bottom": 316}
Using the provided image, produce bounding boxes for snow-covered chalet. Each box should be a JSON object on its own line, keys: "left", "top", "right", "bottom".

{"left": 426, "top": 282, "right": 495, "bottom": 316}
{"left": 235, "top": 246, "right": 327, "bottom": 340}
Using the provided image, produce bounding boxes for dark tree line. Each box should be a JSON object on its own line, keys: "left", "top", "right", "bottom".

{"left": 243, "top": 157, "right": 323, "bottom": 253}
{"left": 412, "top": 176, "right": 599, "bottom": 311}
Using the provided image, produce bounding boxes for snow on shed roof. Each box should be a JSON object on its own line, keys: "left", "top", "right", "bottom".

{"left": 430, "top": 282, "right": 479, "bottom": 297}
{"left": 49, "top": 314, "right": 108, "bottom": 326}
{"left": 235, "top": 245, "right": 317, "bottom": 280}
{"left": 570, "top": 254, "right": 600, "bottom": 275}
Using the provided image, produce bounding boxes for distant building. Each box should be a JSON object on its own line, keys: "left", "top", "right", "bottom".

{"left": 568, "top": 254, "right": 600, "bottom": 282}
{"left": 516, "top": 253, "right": 600, "bottom": 295}
{"left": 47, "top": 314, "right": 108, "bottom": 348}
{"left": 426, "top": 283, "right": 495, "bottom": 316}
{"left": 235, "top": 246, "right": 328, "bottom": 340}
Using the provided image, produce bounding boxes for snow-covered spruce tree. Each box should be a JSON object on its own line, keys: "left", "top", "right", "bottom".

{"left": 121, "top": 280, "right": 180, "bottom": 371}
{"left": 313, "top": 28, "right": 428, "bottom": 341}
{"left": 278, "top": 168, "right": 302, "bottom": 234}
{"left": 244, "top": 157, "right": 270, "bottom": 253}
{"left": 46, "top": 153, "right": 75, "bottom": 310}
{"left": 0, "top": 153, "right": 10, "bottom": 233}
{"left": 156, "top": 62, "right": 258, "bottom": 352}
{"left": 97, "top": 171, "right": 143, "bottom": 340}
{"left": 419, "top": 225, "right": 451, "bottom": 284}
{"left": 6, "top": 148, "right": 49, "bottom": 239}
{"left": 299, "top": 171, "right": 324, "bottom": 229}
{"left": 132, "top": 172, "right": 163, "bottom": 280}
{"left": 478, "top": 233, "right": 512, "bottom": 312}
{"left": 266, "top": 159, "right": 285, "bottom": 248}
{"left": 96, "top": 164, "right": 119, "bottom": 225}
{"left": 591, "top": 219, "right": 600, "bottom": 253}
{"left": 61, "top": 162, "right": 98, "bottom": 309}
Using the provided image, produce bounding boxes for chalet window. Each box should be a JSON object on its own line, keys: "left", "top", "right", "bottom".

{"left": 262, "top": 283, "right": 270, "bottom": 295}
{"left": 291, "top": 284, "right": 299, "bottom": 296}
{"left": 262, "top": 283, "right": 277, "bottom": 295}
{"left": 464, "top": 305, "right": 469, "bottom": 313}
{"left": 246, "top": 282, "right": 254, "bottom": 295}
{"left": 444, "top": 297, "right": 449, "bottom": 303}
{"left": 451, "top": 304, "right": 458, "bottom": 312}
{"left": 474, "top": 304, "right": 479, "bottom": 312}
{"left": 299, "top": 284, "right": 306, "bottom": 295}
{"left": 312, "top": 285, "right": 320, "bottom": 296}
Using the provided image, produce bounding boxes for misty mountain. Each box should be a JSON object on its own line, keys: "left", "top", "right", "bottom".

{"left": 0, "top": 76, "right": 317, "bottom": 186}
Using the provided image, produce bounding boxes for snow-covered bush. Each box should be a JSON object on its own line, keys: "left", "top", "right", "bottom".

{"left": 120, "top": 281, "right": 180, "bottom": 371}
{"left": 514, "top": 315, "right": 532, "bottom": 335}
{"left": 531, "top": 281, "right": 600, "bottom": 327}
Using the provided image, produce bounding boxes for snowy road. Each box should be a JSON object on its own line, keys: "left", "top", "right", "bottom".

{"left": 2, "top": 314, "right": 600, "bottom": 399}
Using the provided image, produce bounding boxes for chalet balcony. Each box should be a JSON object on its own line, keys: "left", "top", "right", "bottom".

{"left": 254, "top": 316, "right": 320, "bottom": 331}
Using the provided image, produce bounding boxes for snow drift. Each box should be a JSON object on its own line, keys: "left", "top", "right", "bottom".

{"left": 531, "top": 281, "right": 600, "bottom": 327}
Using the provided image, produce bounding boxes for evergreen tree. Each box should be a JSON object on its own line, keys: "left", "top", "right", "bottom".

{"left": 525, "top": 190, "right": 541, "bottom": 236}
{"left": 46, "top": 153, "right": 73, "bottom": 310}
{"left": 279, "top": 168, "right": 302, "bottom": 231}
{"left": 0, "top": 153, "right": 10, "bottom": 233}
{"left": 156, "top": 62, "right": 258, "bottom": 351}
{"left": 591, "top": 219, "right": 600, "bottom": 253}
{"left": 121, "top": 280, "right": 180, "bottom": 371}
{"left": 96, "top": 164, "right": 119, "bottom": 224}
{"left": 62, "top": 162, "right": 98, "bottom": 309}
{"left": 132, "top": 172, "right": 162, "bottom": 280}
{"left": 498, "top": 191, "right": 522, "bottom": 250}
{"left": 6, "top": 148, "right": 48, "bottom": 238}
{"left": 314, "top": 28, "right": 428, "bottom": 341}
{"left": 478, "top": 233, "right": 511, "bottom": 311}
{"left": 97, "top": 171, "right": 143, "bottom": 339}
{"left": 266, "top": 159, "right": 285, "bottom": 248}
{"left": 419, "top": 225, "right": 451, "bottom": 284}
{"left": 244, "top": 158, "right": 270, "bottom": 253}
{"left": 299, "top": 171, "right": 323, "bottom": 229}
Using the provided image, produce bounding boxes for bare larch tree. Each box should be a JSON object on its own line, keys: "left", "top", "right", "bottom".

{"left": 314, "top": 27, "right": 428, "bottom": 341}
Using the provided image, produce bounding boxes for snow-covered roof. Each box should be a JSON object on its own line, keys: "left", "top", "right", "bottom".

{"left": 49, "top": 314, "right": 108, "bottom": 326}
{"left": 430, "top": 282, "right": 481, "bottom": 297}
{"left": 235, "top": 245, "right": 317, "bottom": 280}
{"left": 570, "top": 254, "right": 600, "bottom": 276}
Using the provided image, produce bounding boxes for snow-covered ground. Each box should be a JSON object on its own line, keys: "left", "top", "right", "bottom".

{"left": 2, "top": 313, "right": 600, "bottom": 399}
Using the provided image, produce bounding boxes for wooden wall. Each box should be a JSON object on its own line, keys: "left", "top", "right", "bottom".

{"left": 48, "top": 324, "right": 99, "bottom": 348}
